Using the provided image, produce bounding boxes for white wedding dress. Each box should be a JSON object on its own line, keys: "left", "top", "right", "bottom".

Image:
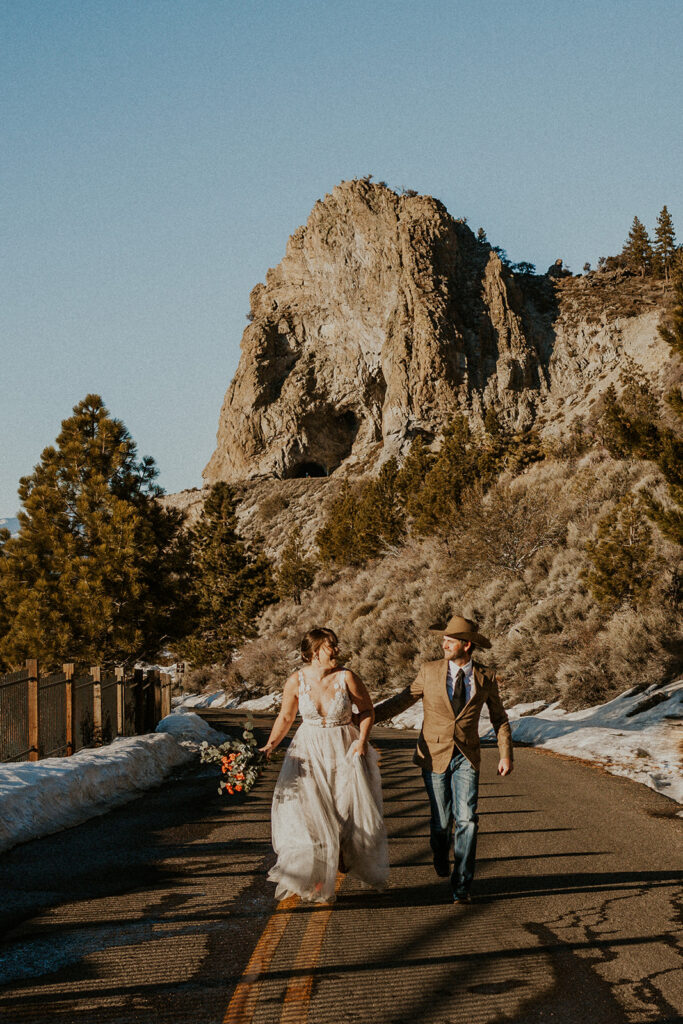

{"left": 268, "top": 669, "right": 389, "bottom": 902}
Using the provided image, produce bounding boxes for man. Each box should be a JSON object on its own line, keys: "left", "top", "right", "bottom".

{"left": 375, "top": 614, "right": 513, "bottom": 904}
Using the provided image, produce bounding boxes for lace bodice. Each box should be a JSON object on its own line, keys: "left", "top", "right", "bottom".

{"left": 298, "top": 669, "right": 352, "bottom": 727}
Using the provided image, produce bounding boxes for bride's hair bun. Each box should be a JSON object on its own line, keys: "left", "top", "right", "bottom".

{"left": 301, "top": 627, "right": 339, "bottom": 663}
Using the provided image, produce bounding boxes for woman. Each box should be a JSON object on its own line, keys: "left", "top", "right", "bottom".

{"left": 260, "top": 627, "right": 389, "bottom": 903}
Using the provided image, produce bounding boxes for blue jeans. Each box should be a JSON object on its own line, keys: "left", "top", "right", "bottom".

{"left": 422, "top": 751, "right": 479, "bottom": 896}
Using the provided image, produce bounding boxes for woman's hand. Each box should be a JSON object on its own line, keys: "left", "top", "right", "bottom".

{"left": 259, "top": 742, "right": 275, "bottom": 760}
{"left": 351, "top": 739, "right": 368, "bottom": 758}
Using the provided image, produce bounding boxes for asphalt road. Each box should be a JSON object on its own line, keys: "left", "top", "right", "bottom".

{"left": 0, "top": 724, "right": 681, "bottom": 1024}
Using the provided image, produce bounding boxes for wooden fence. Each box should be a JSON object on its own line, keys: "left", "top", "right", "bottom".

{"left": 0, "top": 660, "right": 172, "bottom": 763}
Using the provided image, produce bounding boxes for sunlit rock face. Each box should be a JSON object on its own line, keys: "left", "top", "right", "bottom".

{"left": 204, "top": 179, "right": 670, "bottom": 484}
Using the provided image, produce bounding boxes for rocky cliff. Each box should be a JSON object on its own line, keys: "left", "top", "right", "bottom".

{"left": 204, "top": 179, "right": 674, "bottom": 484}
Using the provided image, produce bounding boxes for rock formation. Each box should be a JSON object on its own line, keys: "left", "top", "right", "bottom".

{"left": 204, "top": 180, "right": 674, "bottom": 484}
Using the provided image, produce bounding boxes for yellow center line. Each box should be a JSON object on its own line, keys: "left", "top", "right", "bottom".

{"left": 279, "top": 873, "right": 344, "bottom": 1024}
{"left": 222, "top": 892, "right": 300, "bottom": 1024}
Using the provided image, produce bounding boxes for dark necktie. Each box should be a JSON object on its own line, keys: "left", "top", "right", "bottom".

{"left": 450, "top": 668, "right": 466, "bottom": 716}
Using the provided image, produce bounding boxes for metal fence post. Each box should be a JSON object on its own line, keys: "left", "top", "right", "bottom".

{"left": 27, "top": 658, "right": 39, "bottom": 761}
{"left": 134, "top": 668, "right": 144, "bottom": 734}
{"left": 160, "top": 671, "right": 171, "bottom": 720}
{"left": 90, "top": 666, "right": 102, "bottom": 746}
{"left": 63, "top": 663, "right": 74, "bottom": 755}
{"left": 151, "top": 669, "right": 161, "bottom": 727}
{"left": 115, "top": 666, "right": 124, "bottom": 737}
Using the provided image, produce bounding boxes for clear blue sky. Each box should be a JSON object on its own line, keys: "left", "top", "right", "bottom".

{"left": 2, "top": 0, "right": 682, "bottom": 514}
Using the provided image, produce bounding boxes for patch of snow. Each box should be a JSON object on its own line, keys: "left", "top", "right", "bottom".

{"left": 155, "top": 713, "right": 226, "bottom": 747}
{"left": 173, "top": 690, "right": 239, "bottom": 711}
{"left": 505, "top": 700, "right": 548, "bottom": 720}
{"left": 240, "top": 692, "right": 282, "bottom": 712}
{"left": 0, "top": 713, "right": 226, "bottom": 855}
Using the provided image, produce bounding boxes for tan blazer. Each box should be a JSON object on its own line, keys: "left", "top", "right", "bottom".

{"left": 375, "top": 659, "right": 513, "bottom": 773}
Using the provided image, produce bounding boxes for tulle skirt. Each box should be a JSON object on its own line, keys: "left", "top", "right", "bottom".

{"left": 267, "top": 721, "right": 389, "bottom": 903}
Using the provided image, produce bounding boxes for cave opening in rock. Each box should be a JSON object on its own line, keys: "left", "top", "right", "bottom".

{"left": 286, "top": 461, "right": 328, "bottom": 479}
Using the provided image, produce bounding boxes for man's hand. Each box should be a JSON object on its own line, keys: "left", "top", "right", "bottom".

{"left": 497, "top": 758, "right": 513, "bottom": 777}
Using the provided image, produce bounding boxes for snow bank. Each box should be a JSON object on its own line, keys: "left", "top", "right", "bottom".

{"left": 504, "top": 680, "right": 683, "bottom": 803}
{"left": 0, "top": 713, "right": 226, "bottom": 855}
{"left": 173, "top": 690, "right": 282, "bottom": 713}
{"left": 380, "top": 679, "right": 683, "bottom": 804}
{"left": 240, "top": 692, "right": 282, "bottom": 712}
{"left": 172, "top": 689, "right": 240, "bottom": 710}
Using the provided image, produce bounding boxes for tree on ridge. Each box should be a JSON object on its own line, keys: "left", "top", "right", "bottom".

{"left": 622, "top": 216, "right": 653, "bottom": 277}
{"left": 654, "top": 205, "right": 677, "bottom": 281}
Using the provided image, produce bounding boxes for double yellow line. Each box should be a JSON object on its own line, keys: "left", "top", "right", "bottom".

{"left": 223, "top": 874, "right": 343, "bottom": 1024}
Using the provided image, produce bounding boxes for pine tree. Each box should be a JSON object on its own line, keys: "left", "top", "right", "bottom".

{"left": 395, "top": 436, "right": 435, "bottom": 518}
{"left": 484, "top": 406, "right": 502, "bottom": 438}
{"left": 316, "top": 481, "right": 362, "bottom": 566}
{"left": 355, "top": 457, "right": 405, "bottom": 556}
{"left": 653, "top": 205, "right": 677, "bottom": 281}
{"left": 621, "top": 216, "right": 653, "bottom": 277}
{"left": 582, "top": 494, "right": 662, "bottom": 611}
{"left": 179, "top": 483, "right": 275, "bottom": 667}
{"left": 412, "top": 416, "right": 475, "bottom": 537}
{"left": 276, "top": 528, "right": 315, "bottom": 604}
{"left": 597, "top": 383, "right": 646, "bottom": 458}
{"left": 0, "top": 395, "right": 189, "bottom": 670}
{"left": 0, "top": 528, "right": 12, "bottom": 649}
{"left": 316, "top": 461, "right": 406, "bottom": 567}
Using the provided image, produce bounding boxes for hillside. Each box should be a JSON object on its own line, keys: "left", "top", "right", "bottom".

{"left": 160, "top": 181, "right": 682, "bottom": 709}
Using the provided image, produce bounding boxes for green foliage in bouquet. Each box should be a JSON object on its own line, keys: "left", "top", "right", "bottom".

{"left": 199, "top": 716, "right": 274, "bottom": 797}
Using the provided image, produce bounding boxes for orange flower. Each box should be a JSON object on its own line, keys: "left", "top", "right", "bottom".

{"left": 235, "top": 784, "right": 243, "bottom": 792}
{"left": 236, "top": 773, "right": 245, "bottom": 780}
{"left": 226, "top": 785, "right": 234, "bottom": 794}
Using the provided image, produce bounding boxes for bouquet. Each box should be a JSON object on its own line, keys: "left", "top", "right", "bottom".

{"left": 199, "top": 715, "right": 264, "bottom": 796}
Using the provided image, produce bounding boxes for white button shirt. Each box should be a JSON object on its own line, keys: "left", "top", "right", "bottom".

{"left": 446, "top": 659, "right": 474, "bottom": 703}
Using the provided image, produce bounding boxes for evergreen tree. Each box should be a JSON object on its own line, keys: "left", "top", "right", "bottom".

{"left": 316, "top": 460, "right": 406, "bottom": 567}
{"left": 180, "top": 483, "right": 275, "bottom": 667}
{"left": 412, "top": 416, "right": 476, "bottom": 537}
{"left": 394, "top": 436, "right": 435, "bottom": 518}
{"left": 356, "top": 457, "right": 405, "bottom": 554}
{"left": 582, "top": 494, "right": 662, "bottom": 611}
{"left": 0, "top": 528, "right": 11, "bottom": 648}
{"left": 484, "top": 406, "right": 502, "bottom": 438}
{"left": 597, "top": 378, "right": 662, "bottom": 462}
{"left": 621, "top": 216, "right": 653, "bottom": 277}
{"left": 316, "top": 481, "right": 363, "bottom": 566}
{"left": 653, "top": 205, "right": 677, "bottom": 281}
{"left": 276, "top": 528, "right": 315, "bottom": 604}
{"left": 0, "top": 395, "right": 189, "bottom": 670}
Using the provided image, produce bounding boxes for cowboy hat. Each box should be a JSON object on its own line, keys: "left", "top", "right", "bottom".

{"left": 428, "top": 614, "right": 491, "bottom": 650}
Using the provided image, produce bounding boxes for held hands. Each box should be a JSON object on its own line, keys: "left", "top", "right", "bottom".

{"left": 497, "top": 758, "right": 513, "bottom": 777}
